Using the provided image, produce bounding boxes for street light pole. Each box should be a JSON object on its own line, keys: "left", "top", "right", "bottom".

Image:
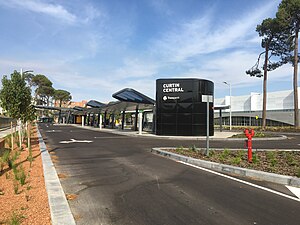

{"left": 20, "top": 68, "right": 34, "bottom": 78}
{"left": 223, "top": 82, "right": 232, "bottom": 130}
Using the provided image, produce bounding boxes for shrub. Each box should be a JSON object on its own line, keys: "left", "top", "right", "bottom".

{"left": 231, "top": 157, "right": 242, "bottom": 165}
{"left": 13, "top": 166, "right": 27, "bottom": 186}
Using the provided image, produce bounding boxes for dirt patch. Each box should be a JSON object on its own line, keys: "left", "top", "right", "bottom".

{"left": 58, "top": 173, "right": 67, "bottom": 179}
{"left": 168, "top": 147, "right": 300, "bottom": 177}
{"left": 66, "top": 193, "right": 78, "bottom": 201}
{"left": 0, "top": 126, "right": 51, "bottom": 224}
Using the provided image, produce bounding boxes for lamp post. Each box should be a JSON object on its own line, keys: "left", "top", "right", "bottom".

{"left": 223, "top": 81, "right": 232, "bottom": 130}
{"left": 20, "top": 68, "right": 34, "bottom": 77}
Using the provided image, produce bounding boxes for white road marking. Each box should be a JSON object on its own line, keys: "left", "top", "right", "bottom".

{"left": 286, "top": 185, "right": 300, "bottom": 199}
{"left": 177, "top": 161, "right": 300, "bottom": 202}
{"left": 93, "top": 137, "right": 127, "bottom": 139}
{"left": 59, "top": 139, "right": 93, "bottom": 144}
{"left": 46, "top": 130, "right": 62, "bottom": 133}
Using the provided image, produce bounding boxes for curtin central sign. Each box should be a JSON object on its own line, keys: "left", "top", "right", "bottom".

{"left": 156, "top": 78, "right": 214, "bottom": 136}
{"left": 162, "top": 83, "right": 184, "bottom": 93}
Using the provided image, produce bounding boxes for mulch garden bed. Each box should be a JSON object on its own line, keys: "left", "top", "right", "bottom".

{"left": 167, "top": 147, "right": 300, "bottom": 177}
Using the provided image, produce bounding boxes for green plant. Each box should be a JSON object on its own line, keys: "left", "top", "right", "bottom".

{"left": 14, "top": 166, "right": 26, "bottom": 186}
{"left": 189, "top": 145, "right": 198, "bottom": 153}
{"left": 297, "top": 168, "right": 300, "bottom": 178}
{"left": 13, "top": 182, "right": 19, "bottom": 195}
{"left": 0, "top": 157, "right": 3, "bottom": 172}
{"left": 220, "top": 149, "right": 230, "bottom": 161}
{"left": 231, "top": 157, "right": 242, "bottom": 165}
{"left": 2, "top": 149, "right": 10, "bottom": 163}
{"left": 26, "top": 185, "right": 31, "bottom": 191}
{"left": 254, "top": 132, "right": 265, "bottom": 138}
{"left": 175, "top": 146, "right": 185, "bottom": 154}
{"left": 3, "top": 150, "right": 15, "bottom": 169}
{"left": 12, "top": 151, "right": 20, "bottom": 161}
{"left": 5, "top": 134, "right": 12, "bottom": 148}
{"left": 270, "top": 158, "right": 278, "bottom": 167}
{"left": 252, "top": 152, "right": 259, "bottom": 164}
{"left": 266, "top": 151, "right": 276, "bottom": 160}
{"left": 7, "top": 211, "right": 25, "bottom": 225}
{"left": 208, "top": 150, "right": 215, "bottom": 158}
{"left": 19, "top": 168, "right": 27, "bottom": 186}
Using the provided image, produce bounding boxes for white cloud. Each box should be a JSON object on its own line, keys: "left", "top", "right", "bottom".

{"left": 0, "top": 0, "right": 104, "bottom": 25}
{"left": 1, "top": 0, "right": 77, "bottom": 24}
{"left": 152, "top": 1, "right": 278, "bottom": 63}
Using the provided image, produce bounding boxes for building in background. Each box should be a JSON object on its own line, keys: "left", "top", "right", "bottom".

{"left": 68, "top": 100, "right": 87, "bottom": 108}
{"left": 214, "top": 88, "right": 300, "bottom": 126}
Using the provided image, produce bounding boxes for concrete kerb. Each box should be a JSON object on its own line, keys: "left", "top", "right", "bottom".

{"left": 68, "top": 124, "right": 287, "bottom": 141}
{"left": 37, "top": 129, "right": 76, "bottom": 225}
{"left": 151, "top": 148, "right": 300, "bottom": 188}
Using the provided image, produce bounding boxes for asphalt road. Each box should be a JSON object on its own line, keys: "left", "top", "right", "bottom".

{"left": 39, "top": 124, "right": 300, "bottom": 225}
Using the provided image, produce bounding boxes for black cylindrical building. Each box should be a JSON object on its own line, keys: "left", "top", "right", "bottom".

{"left": 156, "top": 78, "right": 214, "bottom": 136}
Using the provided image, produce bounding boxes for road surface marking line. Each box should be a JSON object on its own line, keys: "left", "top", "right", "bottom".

{"left": 177, "top": 161, "right": 300, "bottom": 202}
{"left": 286, "top": 185, "right": 300, "bottom": 199}
{"left": 59, "top": 139, "right": 93, "bottom": 144}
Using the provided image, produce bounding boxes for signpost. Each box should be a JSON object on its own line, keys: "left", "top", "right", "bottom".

{"left": 202, "top": 95, "right": 213, "bottom": 156}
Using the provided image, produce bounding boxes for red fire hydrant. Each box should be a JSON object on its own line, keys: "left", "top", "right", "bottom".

{"left": 244, "top": 129, "right": 255, "bottom": 163}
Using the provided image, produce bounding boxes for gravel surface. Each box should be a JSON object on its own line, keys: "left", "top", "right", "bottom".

{"left": 0, "top": 127, "right": 51, "bottom": 224}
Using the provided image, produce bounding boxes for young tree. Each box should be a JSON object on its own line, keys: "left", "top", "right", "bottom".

{"left": 246, "top": 18, "right": 286, "bottom": 129}
{"left": 0, "top": 71, "right": 32, "bottom": 122}
{"left": 0, "top": 71, "right": 34, "bottom": 149}
{"left": 277, "top": 0, "right": 300, "bottom": 128}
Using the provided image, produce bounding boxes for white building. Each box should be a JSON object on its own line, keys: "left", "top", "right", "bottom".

{"left": 214, "top": 88, "right": 300, "bottom": 126}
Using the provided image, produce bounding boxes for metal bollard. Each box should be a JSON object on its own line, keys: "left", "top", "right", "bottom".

{"left": 244, "top": 129, "right": 255, "bottom": 163}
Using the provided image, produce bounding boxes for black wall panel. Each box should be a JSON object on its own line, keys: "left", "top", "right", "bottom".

{"left": 156, "top": 78, "right": 214, "bottom": 136}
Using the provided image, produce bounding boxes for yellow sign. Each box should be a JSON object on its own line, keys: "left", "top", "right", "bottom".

{"left": 255, "top": 115, "right": 259, "bottom": 120}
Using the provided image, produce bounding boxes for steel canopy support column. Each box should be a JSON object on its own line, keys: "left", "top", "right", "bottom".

{"left": 111, "top": 113, "right": 115, "bottom": 129}
{"left": 99, "top": 114, "right": 102, "bottom": 130}
{"left": 138, "top": 111, "right": 143, "bottom": 135}
{"left": 104, "top": 111, "right": 107, "bottom": 128}
{"left": 122, "top": 110, "right": 125, "bottom": 130}
{"left": 92, "top": 114, "right": 95, "bottom": 126}
{"left": 134, "top": 106, "right": 139, "bottom": 131}
{"left": 97, "top": 113, "right": 101, "bottom": 127}
{"left": 219, "top": 109, "right": 222, "bottom": 132}
{"left": 81, "top": 115, "right": 84, "bottom": 127}
{"left": 87, "top": 114, "right": 90, "bottom": 126}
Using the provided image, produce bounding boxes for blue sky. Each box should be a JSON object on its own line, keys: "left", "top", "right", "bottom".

{"left": 0, "top": 0, "right": 296, "bottom": 103}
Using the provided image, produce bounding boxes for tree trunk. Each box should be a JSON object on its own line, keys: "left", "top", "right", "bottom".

{"left": 262, "top": 45, "right": 269, "bottom": 130}
{"left": 27, "top": 122, "right": 31, "bottom": 150}
{"left": 59, "top": 100, "right": 62, "bottom": 123}
{"left": 294, "top": 25, "right": 299, "bottom": 128}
